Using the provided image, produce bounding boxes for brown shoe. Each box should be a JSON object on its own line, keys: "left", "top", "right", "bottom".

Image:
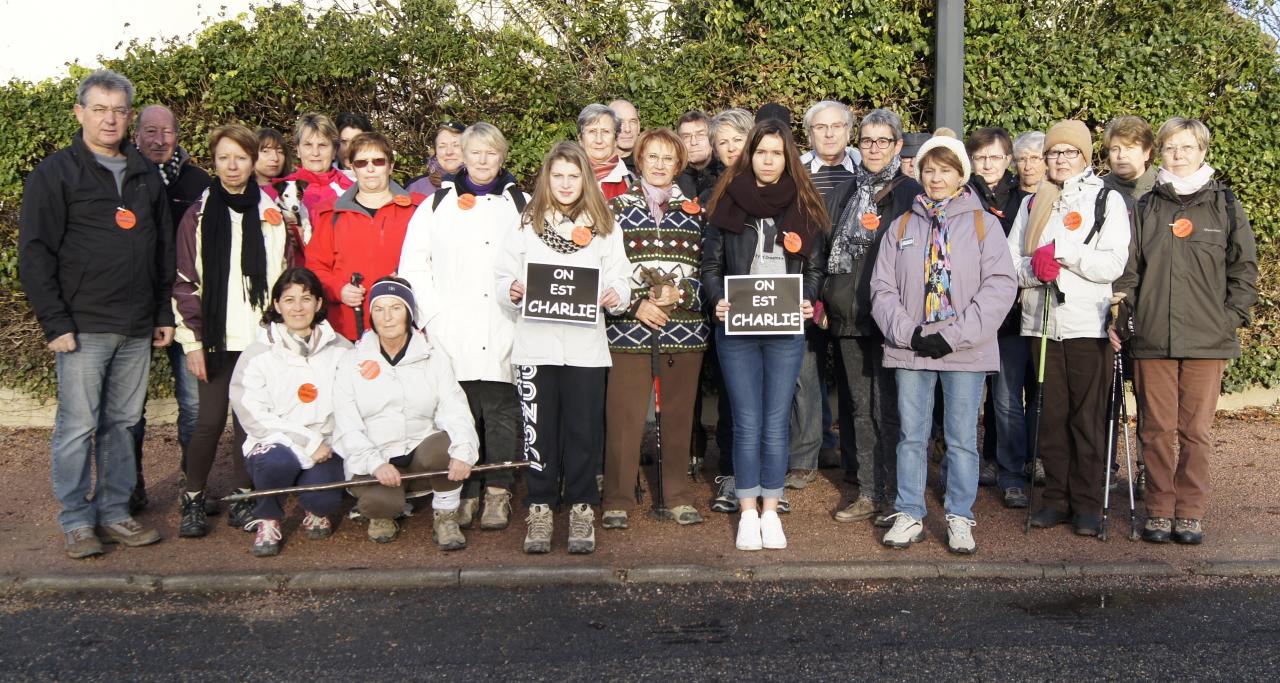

{"left": 432, "top": 509, "right": 467, "bottom": 551}
{"left": 65, "top": 527, "right": 104, "bottom": 559}
{"left": 457, "top": 497, "right": 480, "bottom": 530}
{"left": 96, "top": 517, "right": 162, "bottom": 547}
{"left": 480, "top": 488, "right": 512, "bottom": 530}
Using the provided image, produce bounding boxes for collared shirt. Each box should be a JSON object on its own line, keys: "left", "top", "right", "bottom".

{"left": 801, "top": 148, "right": 861, "bottom": 198}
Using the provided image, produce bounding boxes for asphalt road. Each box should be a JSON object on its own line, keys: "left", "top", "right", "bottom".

{"left": 2, "top": 576, "right": 1278, "bottom": 681}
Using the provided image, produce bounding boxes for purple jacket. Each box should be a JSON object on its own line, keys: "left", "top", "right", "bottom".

{"left": 870, "top": 190, "right": 1016, "bottom": 372}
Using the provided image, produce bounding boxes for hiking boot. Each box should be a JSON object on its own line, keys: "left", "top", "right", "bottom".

{"left": 711, "top": 476, "right": 738, "bottom": 513}
{"left": 249, "top": 519, "right": 282, "bottom": 557}
{"left": 457, "top": 497, "right": 480, "bottom": 530}
{"left": 945, "top": 514, "right": 977, "bottom": 554}
{"left": 367, "top": 518, "right": 398, "bottom": 544}
{"left": 760, "top": 510, "right": 786, "bottom": 550}
{"left": 882, "top": 512, "right": 925, "bottom": 548}
{"left": 672, "top": 504, "right": 703, "bottom": 525}
{"left": 65, "top": 527, "right": 103, "bottom": 559}
{"left": 227, "top": 490, "right": 255, "bottom": 530}
{"left": 784, "top": 469, "right": 818, "bottom": 490}
{"left": 834, "top": 496, "right": 878, "bottom": 523}
{"left": 1172, "top": 518, "right": 1204, "bottom": 545}
{"left": 179, "top": 490, "right": 208, "bottom": 538}
{"left": 1143, "top": 516, "right": 1172, "bottom": 543}
{"left": 568, "top": 504, "right": 596, "bottom": 554}
{"left": 978, "top": 461, "right": 997, "bottom": 487}
{"left": 524, "top": 504, "right": 553, "bottom": 554}
{"left": 602, "top": 509, "right": 628, "bottom": 529}
{"left": 432, "top": 509, "right": 466, "bottom": 551}
{"left": 302, "top": 511, "right": 332, "bottom": 540}
{"left": 480, "top": 488, "right": 512, "bottom": 530}
{"left": 128, "top": 482, "right": 149, "bottom": 514}
{"left": 1029, "top": 507, "right": 1069, "bottom": 529}
{"left": 873, "top": 513, "right": 894, "bottom": 528}
{"left": 777, "top": 494, "right": 791, "bottom": 514}
{"left": 1002, "top": 487, "right": 1029, "bottom": 509}
{"left": 1073, "top": 513, "right": 1102, "bottom": 537}
{"left": 736, "top": 509, "right": 762, "bottom": 551}
{"left": 97, "top": 517, "right": 162, "bottom": 547}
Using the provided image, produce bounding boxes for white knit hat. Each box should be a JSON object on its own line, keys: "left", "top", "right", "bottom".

{"left": 912, "top": 134, "right": 972, "bottom": 185}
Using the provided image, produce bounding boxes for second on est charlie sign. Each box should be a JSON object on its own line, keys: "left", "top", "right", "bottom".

{"left": 724, "top": 274, "right": 804, "bottom": 335}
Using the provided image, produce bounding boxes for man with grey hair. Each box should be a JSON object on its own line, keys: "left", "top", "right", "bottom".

{"left": 128, "top": 104, "right": 210, "bottom": 512}
{"left": 608, "top": 98, "right": 640, "bottom": 174}
{"left": 800, "top": 100, "right": 862, "bottom": 196}
{"left": 19, "top": 69, "right": 174, "bottom": 558}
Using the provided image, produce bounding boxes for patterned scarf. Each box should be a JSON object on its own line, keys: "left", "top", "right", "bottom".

{"left": 591, "top": 154, "right": 623, "bottom": 181}
{"left": 151, "top": 150, "right": 182, "bottom": 186}
{"left": 828, "top": 157, "right": 901, "bottom": 274}
{"left": 918, "top": 188, "right": 965, "bottom": 323}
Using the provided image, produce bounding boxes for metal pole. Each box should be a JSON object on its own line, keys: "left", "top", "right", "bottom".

{"left": 935, "top": 0, "right": 965, "bottom": 135}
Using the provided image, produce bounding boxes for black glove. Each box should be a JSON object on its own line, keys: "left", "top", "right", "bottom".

{"left": 911, "top": 326, "right": 953, "bottom": 359}
{"left": 1114, "top": 298, "right": 1134, "bottom": 342}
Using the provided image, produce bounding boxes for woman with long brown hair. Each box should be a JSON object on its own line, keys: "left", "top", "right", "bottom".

{"left": 702, "top": 119, "right": 830, "bottom": 551}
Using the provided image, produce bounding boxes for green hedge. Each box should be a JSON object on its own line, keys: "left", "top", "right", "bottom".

{"left": 0, "top": 0, "right": 1275, "bottom": 396}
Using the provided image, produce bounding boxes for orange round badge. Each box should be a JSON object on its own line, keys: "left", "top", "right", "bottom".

{"left": 680, "top": 199, "right": 701, "bottom": 215}
{"left": 1063, "top": 211, "right": 1083, "bottom": 231}
{"left": 783, "top": 231, "right": 803, "bottom": 254}
{"left": 571, "top": 226, "right": 593, "bottom": 247}
{"left": 860, "top": 213, "right": 881, "bottom": 230}
{"left": 115, "top": 208, "right": 137, "bottom": 230}
{"left": 263, "top": 208, "right": 283, "bottom": 225}
{"left": 358, "top": 360, "right": 381, "bottom": 380}
{"left": 392, "top": 194, "right": 411, "bottom": 207}
{"left": 1171, "top": 218, "right": 1193, "bottom": 238}
{"left": 297, "top": 383, "right": 318, "bottom": 403}
{"left": 457, "top": 193, "right": 477, "bottom": 210}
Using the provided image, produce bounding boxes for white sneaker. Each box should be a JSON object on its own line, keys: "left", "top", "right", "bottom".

{"left": 736, "top": 509, "right": 762, "bottom": 551}
{"left": 760, "top": 510, "right": 786, "bottom": 549}
{"left": 945, "top": 514, "right": 977, "bottom": 554}
{"left": 881, "top": 512, "right": 925, "bottom": 548}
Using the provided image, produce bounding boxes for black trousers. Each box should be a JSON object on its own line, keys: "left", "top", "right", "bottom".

{"left": 459, "top": 380, "right": 520, "bottom": 498}
{"left": 1033, "top": 338, "right": 1113, "bottom": 516}
{"left": 518, "top": 364, "right": 606, "bottom": 507}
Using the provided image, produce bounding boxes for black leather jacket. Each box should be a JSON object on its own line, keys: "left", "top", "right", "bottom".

{"left": 701, "top": 217, "right": 827, "bottom": 315}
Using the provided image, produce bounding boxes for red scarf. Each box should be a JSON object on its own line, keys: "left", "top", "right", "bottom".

{"left": 281, "top": 167, "right": 355, "bottom": 218}
{"left": 591, "top": 154, "right": 622, "bottom": 182}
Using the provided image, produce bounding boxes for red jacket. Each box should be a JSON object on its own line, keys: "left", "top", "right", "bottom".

{"left": 307, "top": 184, "right": 425, "bottom": 341}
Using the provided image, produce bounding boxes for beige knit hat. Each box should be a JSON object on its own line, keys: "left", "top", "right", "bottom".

{"left": 913, "top": 134, "right": 972, "bottom": 185}
{"left": 1043, "top": 119, "right": 1092, "bottom": 163}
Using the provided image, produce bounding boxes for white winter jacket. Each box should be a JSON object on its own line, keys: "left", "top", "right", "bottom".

{"left": 332, "top": 330, "right": 480, "bottom": 479}
{"left": 397, "top": 181, "right": 529, "bottom": 383}
{"left": 493, "top": 212, "right": 632, "bottom": 367}
{"left": 1007, "top": 169, "right": 1131, "bottom": 340}
{"left": 229, "top": 321, "right": 352, "bottom": 468}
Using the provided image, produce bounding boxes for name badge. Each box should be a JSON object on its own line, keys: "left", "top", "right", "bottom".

{"left": 900, "top": 237, "right": 915, "bottom": 248}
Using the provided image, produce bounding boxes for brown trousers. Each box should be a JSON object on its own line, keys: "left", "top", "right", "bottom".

{"left": 1133, "top": 358, "right": 1225, "bottom": 519}
{"left": 1033, "top": 338, "right": 1112, "bottom": 516}
{"left": 602, "top": 351, "right": 702, "bottom": 511}
{"left": 350, "top": 431, "right": 460, "bottom": 519}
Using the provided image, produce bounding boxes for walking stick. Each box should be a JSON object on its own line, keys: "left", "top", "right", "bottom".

{"left": 650, "top": 325, "right": 672, "bottom": 520}
{"left": 1025, "top": 285, "right": 1057, "bottom": 534}
{"left": 219, "top": 461, "right": 530, "bottom": 502}
{"left": 351, "top": 272, "right": 365, "bottom": 337}
{"left": 1100, "top": 354, "right": 1122, "bottom": 541}
{"left": 1117, "top": 354, "right": 1139, "bottom": 540}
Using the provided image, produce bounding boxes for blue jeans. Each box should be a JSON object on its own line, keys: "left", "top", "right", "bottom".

{"left": 128, "top": 343, "right": 199, "bottom": 476}
{"left": 992, "top": 335, "right": 1030, "bottom": 490}
{"left": 716, "top": 328, "right": 805, "bottom": 499}
{"left": 894, "top": 369, "right": 986, "bottom": 521}
{"left": 51, "top": 333, "right": 152, "bottom": 532}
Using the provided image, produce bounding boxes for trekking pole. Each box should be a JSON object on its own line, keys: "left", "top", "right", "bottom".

{"left": 1118, "top": 354, "right": 1139, "bottom": 540}
{"left": 351, "top": 272, "right": 365, "bottom": 337}
{"left": 1100, "top": 354, "right": 1121, "bottom": 541}
{"left": 219, "top": 461, "right": 530, "bottom": 501}
{"left": 650, "top": 325, "right": 671, "bottom": 520}
{"left": 1025, "top": 285, "right": 1056, "bottom": 534}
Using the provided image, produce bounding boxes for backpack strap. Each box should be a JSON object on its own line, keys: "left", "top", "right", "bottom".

{"left": 1223, "top": 186, "right": 1238, "bottom": 235}
{"left": 507, "top": 185, "right": 528, "bottom": 213}
{"left": 895, "top": 212, "right": 912, "bottom": 241}
{"left": 873, "top": 175, "right": 910, "bottom": 205}
{"left": 1083, "top": 188, "right": 1112, "bottom": 246}
{"left": 432, "top": 186, "right": 453, "bottom": 212}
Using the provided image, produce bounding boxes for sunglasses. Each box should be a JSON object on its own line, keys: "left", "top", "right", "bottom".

{"left": 352, "top": 157, "right": 389, "bottom": 169}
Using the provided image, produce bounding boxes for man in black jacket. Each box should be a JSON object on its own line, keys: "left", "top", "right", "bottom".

{"left": 130, "top": 104, "right": 210, "bottom": 511}
{"left": 19, "top": 70, "right": 174, "bottom": 559}
{"left": 675, "top": 110, "right": 724, "bottom": 202}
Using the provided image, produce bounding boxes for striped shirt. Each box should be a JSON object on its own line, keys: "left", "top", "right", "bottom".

{"left": 801, "top": 149, "right": 859, "bottom": 199}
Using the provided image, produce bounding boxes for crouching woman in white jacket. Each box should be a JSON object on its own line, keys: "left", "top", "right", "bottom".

{"left": 230, "top": 267, "right": 352, "bottom": 557}
{"left": 332, "top": 277, "right": 478, "bottom": 550}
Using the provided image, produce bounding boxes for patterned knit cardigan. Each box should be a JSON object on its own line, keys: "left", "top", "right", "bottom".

{"left": 605, "top": 182, "right": 709, "bottom": 354}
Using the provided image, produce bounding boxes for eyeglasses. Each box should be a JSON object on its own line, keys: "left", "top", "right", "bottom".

{"left": 87, "top": 105, "right": 130, "bottom": 118}
{"left": 972, "top": 154, "right": 1009, "bottom": 164}
{"left": 1162, "top": 144, "right": 1200, "bottom": 157}
{"left": 811, "top": 123, "right": 848, "bottom": 135}
{"left": 858, "top": 137, "right": 895, "bottom": 150}
{"left": 351, "top": 157, "right": 388, "bottom": 169}
{"left": 1016, "top": 155, "right": 1044, "bottom": 164}
{"left": 643, "top": 153, "right": 678, "bottom": 167}
{"left": 1044, "top": 149, "right": 1083, "bottom": 161}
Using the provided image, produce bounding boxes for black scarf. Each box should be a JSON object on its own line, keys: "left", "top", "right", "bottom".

{"left": 708, "top": 172, "right": 823, "bottom": 256}
{"left": 201, "top": 180, "right": 268, "bottom": 361}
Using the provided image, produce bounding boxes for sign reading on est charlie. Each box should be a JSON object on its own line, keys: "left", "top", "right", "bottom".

{"left": 724, "top": 274, "right": 803, "bottom": 335}
{"left": 522, "top": 262, "right": 600, "bottom": 325}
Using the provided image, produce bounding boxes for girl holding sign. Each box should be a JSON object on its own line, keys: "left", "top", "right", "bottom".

{"left": 495, "top": 141, "right": 632, "bottom": 554}
{"left": 702, "top": 119, "right": 830, "bottom": 551}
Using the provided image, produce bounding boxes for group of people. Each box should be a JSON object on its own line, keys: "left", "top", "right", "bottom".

{"left": 19, "top": 69, "right": 1257, "bottom": 561}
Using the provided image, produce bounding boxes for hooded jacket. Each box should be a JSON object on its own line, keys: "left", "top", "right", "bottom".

{"left": 870, "top": 190, "right": 1016, "bottom": 372}
{"left": 229, "top": 321, "right": 352, "bottom": 469}
{"left": 332, "top": 330, "right": 480, "bottom": 479}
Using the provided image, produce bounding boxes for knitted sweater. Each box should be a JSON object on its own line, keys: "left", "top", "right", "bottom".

{"left": 605, "top": 183, "right": 709, "bottom": 354}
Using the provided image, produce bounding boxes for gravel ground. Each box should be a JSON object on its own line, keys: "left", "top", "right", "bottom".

{"left": 1, "top": 407, "right": 1276, "bottom": 575}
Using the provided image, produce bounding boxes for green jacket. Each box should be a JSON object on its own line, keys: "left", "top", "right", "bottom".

{"left": 1115, "top": 179, "right": 1258, "bottom": 359}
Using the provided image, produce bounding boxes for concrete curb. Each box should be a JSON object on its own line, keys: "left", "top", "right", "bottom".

{"left": 3, "top": 559, "right": 1276, "bottom": 595}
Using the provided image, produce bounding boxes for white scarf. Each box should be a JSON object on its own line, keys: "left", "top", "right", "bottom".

{"left": 1157, "top": 163, "right": 1215, "bottom": 196}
